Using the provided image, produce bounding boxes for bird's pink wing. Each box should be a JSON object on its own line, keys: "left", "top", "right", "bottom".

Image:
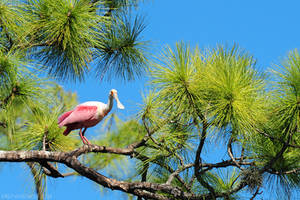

{"left": 59, "top": 105, "right": 98, "bottom": 126}
{"left": 58, "top": 110, "right": 73, "bottom": 125}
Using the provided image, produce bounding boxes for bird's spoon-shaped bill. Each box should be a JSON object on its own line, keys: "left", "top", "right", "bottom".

{"left": 114, "top": 93, "right": 125, "bottom": 109}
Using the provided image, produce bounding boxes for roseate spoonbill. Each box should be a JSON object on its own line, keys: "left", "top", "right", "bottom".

{"left": 58, "top": 89, "right": 124, "bottom": 145}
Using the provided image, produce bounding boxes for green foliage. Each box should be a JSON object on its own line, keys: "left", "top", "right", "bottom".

{"left": 197, "top": 46, "right": 266, "bottom": 134}
{"left": 0, "top": 0, "right": 148, "bottom": 81}
{"left": 0, "top": 0, "right": 148, "bottom": 199}
{"left": 0, "top": 1, "right": 25, "bottom": 50}
{"left": 144, "top": 44, "right": 300, "bottom": 199}
{"left": 12, "top": 103, "right": 79, "bottom": 151}
{"left": 103, "top": 0, "right": 141, "bottom": 10}
{"left": 96, "top": 14, "right": 148, "bottom": 80}
{"left": 24, "top": 0, "right": 105, "bottom": 80}
{"left": 204, "top": 169, "right": 240, "bottom": 199}
{"left": 0, "top": 44, "right": 80, "bottom": 200}
{"left": 272, "top": 49, "right": 300, "bottom": 136}
{"left": 0, "top": 0, "right": 299, "bottom": 198}
{"left": 149, "top": 43, "right": 266, "bottom": 136}
{"left": 247, "top": 49, "right": 300, "bottom": 196}
{"left": 149, "top": 43, "right": 199, "bottom": 125}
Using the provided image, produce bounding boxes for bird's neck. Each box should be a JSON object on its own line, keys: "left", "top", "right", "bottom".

{"left": 106, "top": 94, "right": 114, "bottom": 113}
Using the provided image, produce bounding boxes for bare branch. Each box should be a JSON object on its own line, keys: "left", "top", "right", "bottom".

{"left": 0, "top": 146, "right": 253, "bottom": 200}
{"left": 267, "top": 168, "right": 300, "bottom": 175}
{"left": 194, "top": 117, "right": 216, "bottom": 198}
{"left": 227, "top": 137, "right": 243, "bottom": 170}
{"left": 199, "top": 159, "right": 254, "bottom": 174}
{"left": 250, "top": 186, "right": 262, "bottom": 200}
{"left": 166, "top": 163, "right": 194, "bottom": 185}
{"left": 69, "top": 144, "right": 134, "bottom": 158}
{"left": 39, "top": 161, "right": 64, "bottom": 178}
{"left": 42, "top": 130, "right": 48, "bottom": 151}
{"left": 62, "top": 171, "right": 78, "bottom": 177}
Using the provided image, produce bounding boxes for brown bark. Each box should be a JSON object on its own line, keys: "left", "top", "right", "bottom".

{"left": 0, "top": 144, "right": 249, "bottom": 200}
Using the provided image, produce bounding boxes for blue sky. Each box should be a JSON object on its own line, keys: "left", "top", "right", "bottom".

{"left": 1, "top": 0, "right": 300, "bottom": 199}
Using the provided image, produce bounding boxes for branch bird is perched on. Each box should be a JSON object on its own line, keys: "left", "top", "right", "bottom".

{"left": 58, "top": 89, "right": 124, "bottom": 145}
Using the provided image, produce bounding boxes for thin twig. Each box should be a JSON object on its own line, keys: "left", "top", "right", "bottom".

{"left": 42, "top": 130, "right": 48, "bottom": 151}
{"left": 62, "top": 172, "right": 78, "bottom": 177}
{"left": 227, "top": 137, "right": 243, "bottom": 170}
{"left": 267, "top": 168, "right": 300, "bottom": 175}
{"left": 250, "top": 186, "right": 262, "bottom": 200}
{"left": 166, "top": 163, "right": 194, "bottom": 185}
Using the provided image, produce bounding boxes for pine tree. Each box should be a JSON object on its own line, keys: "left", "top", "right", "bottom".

{"left": 0, "top": 1, "right": 299, "bottom": 200}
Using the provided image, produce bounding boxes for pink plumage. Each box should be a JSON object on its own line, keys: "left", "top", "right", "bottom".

{"left": 58, "top": 105, "right": 99, "bottom": 136}
{"left": 58, "top": 89, "right": 125, "bottom": 145}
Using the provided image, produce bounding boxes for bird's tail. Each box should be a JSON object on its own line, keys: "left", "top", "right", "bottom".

{"left": 63, "top": 126, "right": 72, "bottom": 136}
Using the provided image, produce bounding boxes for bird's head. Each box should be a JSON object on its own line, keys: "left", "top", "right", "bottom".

{"left": 110, "top": 89, "right": 125, "bottom": 109}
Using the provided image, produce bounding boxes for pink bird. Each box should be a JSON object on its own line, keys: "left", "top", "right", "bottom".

{"left": 58, "top": 89, "right": 124, "bottom": 145}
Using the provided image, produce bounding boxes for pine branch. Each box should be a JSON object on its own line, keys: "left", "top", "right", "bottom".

{"left": 134, "top": 151, "right": 191, "bottom": 191}
{"left": 0, "top": 145, "right": 252, "bottom": 200}
{"left": 227, "top": 137, "right": 243, "bottom": 170}
{"left": 0, "top": 149, "right": 214, "bottom": 200}
{"left": 61, "top": 172, "right": 78, "bottom": 177}
{"left": 194, "top": 118, "right": 216, "bottom": 198}
{"left": 166, "top": 163, "right": 194, "bottom": 185}
{"left": 39, "top": 161, "right": 64, "bottom": 178}
{"left": 267, "top": 168, "right": 300, "bottom": 175}
{"left": 249, "top": 185, "right": 262, "bottom": 200}
{"left": 199, "top": 159, "right": 254, "bottom": 174}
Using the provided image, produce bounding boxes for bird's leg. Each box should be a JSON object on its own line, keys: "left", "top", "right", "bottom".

{"left": 82, "top": 128, "right": 91, "bottom": 145}
{"left": 79, "top": 128, "right": 87, "bottom": 145}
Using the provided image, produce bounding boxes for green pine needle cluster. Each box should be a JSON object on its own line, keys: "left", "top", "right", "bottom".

{"left": 25, "top": 0, "right": 105, "bottom": 80}
{"left": 149, "top": 43, "right": 266, "bottom": 137}
{"left": 96, "top": 14, "right": 148, "bottom": 80}
{"left": 137, "top": 43, "right": 300, "bottom": 198}
{"left": 0, "top": 0, "right": 148, "bottom": 81}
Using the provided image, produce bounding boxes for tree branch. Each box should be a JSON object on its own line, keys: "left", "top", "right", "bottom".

{"left": 267, "top": 168, "right": 300, "bottom": 175}
{"left": 39, "top": 161, "right": 64, "bottom": 178}
{"left": 166, "top": 163, "right": 194, "bottom": 185}
{"left": 249, "top": 185, "right": 262, "bottom": 200}
{"left": 227, "top": 137, "right": 243, "bottom": 170}
{"left": 0, "top": 146, "right": 252, "bottom": 200}
{"left": 194, "top": 117, "right": 216, "bottom": 198}
{"left": 199, "top": 158, "right": 253, "bottom": 174}
{"left": 0, "top": 149, "right": 207, "bottom": 200}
